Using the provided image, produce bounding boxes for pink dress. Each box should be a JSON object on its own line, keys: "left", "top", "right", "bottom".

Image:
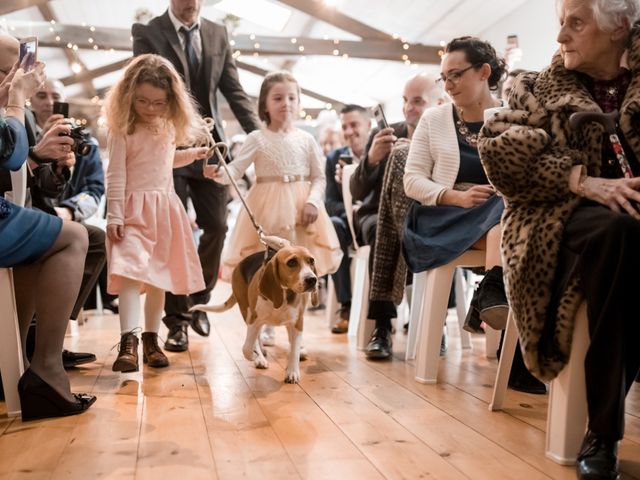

{"left": 105, "top": 124, "right": 204, "bottom": 295}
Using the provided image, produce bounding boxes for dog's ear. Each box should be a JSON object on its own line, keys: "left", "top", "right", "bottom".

{"left": 259, "top": 257, "right": 284, "bottom": 309}
{"left": 310, "top": 259, "right": 319, "bottom": 307}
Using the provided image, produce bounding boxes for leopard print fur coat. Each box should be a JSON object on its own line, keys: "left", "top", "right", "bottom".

{"left": 478, "top": 24, "right": 640, "bottom": 381}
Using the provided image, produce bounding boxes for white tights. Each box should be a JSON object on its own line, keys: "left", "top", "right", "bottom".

{"left": 118, "top": 277, "right": 165, "bottom": 335}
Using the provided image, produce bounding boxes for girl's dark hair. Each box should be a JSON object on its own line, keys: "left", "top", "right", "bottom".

{"left": 445, "top": 36, "right": 507, "bottom": 90}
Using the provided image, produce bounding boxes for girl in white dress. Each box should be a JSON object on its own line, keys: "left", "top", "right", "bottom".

{"left": 205, "top": 71, "right": 342, "bottom": 344}
{"left": 205, "top": 71, "right": 342, "bottom": 278}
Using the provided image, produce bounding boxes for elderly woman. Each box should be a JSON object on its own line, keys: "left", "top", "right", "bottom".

{"left": 479, "top": 1, "right": 640, "bottom": 478}
{"left": 0, "top": 54, "right": 95, "bottom": 420}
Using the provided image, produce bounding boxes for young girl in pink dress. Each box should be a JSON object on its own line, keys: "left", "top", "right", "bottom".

{"left": 105, "top": 54, "right": 210, "bottom": 372}
{"left": 205, "top": 71, "right": 342, "bottom": 344}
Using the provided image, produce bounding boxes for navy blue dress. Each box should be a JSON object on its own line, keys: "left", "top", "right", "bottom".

{"left": 0, "top": 117, "right": 62, "bottom": 267}
{"left": 403, "top": 112, "right": 504, "bottom": 273}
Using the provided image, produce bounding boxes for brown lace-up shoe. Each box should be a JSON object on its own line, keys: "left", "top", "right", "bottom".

{"left": 112, "top": 332, "right": 139, "bottom": 372}
{"left": 142, "top": 332, "right": 169, "bottom": 368}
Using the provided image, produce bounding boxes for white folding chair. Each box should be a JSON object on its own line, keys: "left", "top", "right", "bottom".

{"left": 489, "top": 304, "right": 589, "bottom": 465}
{"left": 0, "top": 162, "right": 28, "bottom": 416}
{"left": 341, "top": 164, "right": 373, "bottom": 349}
{"left": 411, "top": 249, "right": 487, "bottom": 383}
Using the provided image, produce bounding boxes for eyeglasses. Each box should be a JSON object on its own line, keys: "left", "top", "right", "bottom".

{"left": 436, "top": 65, "right": 478, "bottom": 85}
{"left": 134, "top": 97, "right": 168, "bottom": 110}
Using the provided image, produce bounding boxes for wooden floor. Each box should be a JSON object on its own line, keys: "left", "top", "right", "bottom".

{"left": 1, "top": 282, "right": 639, "bottom": 480}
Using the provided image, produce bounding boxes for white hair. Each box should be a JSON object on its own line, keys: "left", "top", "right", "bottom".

{"left": 560, "top": 0, "right": 640, "bottom": 31}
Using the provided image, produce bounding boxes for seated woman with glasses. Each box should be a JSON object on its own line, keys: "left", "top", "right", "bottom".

{"left": 403, "top": 37, "right": 509, "bottom": 336}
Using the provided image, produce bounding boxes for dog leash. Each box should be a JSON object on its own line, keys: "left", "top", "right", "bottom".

{"left": 194, "top": 118, "right": 291, "bottom": 252}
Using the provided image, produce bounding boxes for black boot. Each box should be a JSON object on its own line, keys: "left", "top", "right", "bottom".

{"left": 475, "top": 266, "right": 509, "bottom": 330}
{"left": 576, "top": 431, "right": 619, "bottom": 480}
{"left": 365, "top": 328, "right": 393, "bottom": 360}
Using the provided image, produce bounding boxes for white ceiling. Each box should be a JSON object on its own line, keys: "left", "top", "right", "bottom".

{"left": 0, "top": 0, "right": 560, "bottom": 125}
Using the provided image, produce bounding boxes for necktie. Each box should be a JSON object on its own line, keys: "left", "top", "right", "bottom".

{"left": 179, "top": 26, "right": 200, "bottom": 86}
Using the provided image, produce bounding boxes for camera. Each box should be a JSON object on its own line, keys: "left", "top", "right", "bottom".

{"left": 64, "top": 126, "right": 92, "bottom": 157}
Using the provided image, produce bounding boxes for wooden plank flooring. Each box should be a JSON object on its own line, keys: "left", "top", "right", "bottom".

{"left": 1, "top": 281, "right": 638, "bottom": 479}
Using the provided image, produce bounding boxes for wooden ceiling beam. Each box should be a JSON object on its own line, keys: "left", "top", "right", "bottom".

{"left": 58, "top": 58, "right": 129, "bottom": 86}
{"left": 276, "top": 0, "right": 391, "bottom": 40}
{"left": 0, "top": 0, "right": 49, "bottom": 16}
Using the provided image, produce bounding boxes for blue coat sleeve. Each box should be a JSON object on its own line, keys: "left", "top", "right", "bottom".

{"left": 0, "top": 117, "right": 28, "bottom": 171}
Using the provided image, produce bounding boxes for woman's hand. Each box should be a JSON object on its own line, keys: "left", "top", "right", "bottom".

{"left": 203, "top": 163, "right": 225, "bottom": 182}
{"left": 301, "top": 203, "right": 318, "bottom": 226}
{"left": 582, "top": 176, "right": 640, "bottom": 220}
{"left": 107, "top": 224, "right": 124, "bottom": 242}
{"left": 191, "top": 146, "right": 210, "bottom": 161}
{"left": 441, "top": 185, "right": 493, "bottom": 208}
{"left": 7, "top": 62, "right": 45, "bottom": 103}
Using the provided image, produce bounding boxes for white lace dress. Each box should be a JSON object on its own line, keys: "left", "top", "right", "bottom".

{"left": 218, "top": 127, "right": 342, "bottom": 279}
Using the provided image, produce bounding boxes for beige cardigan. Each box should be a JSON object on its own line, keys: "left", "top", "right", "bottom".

{"left": 403, "top": 102, "right": 462, "bottom": 205}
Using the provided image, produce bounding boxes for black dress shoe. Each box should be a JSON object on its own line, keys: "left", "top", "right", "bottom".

{"left": 365, "top": 328, "right": 393, "bottom": 360}
{"left": 508, "top": 369, "right": 547, "bottom": 394}
{"left": 476, "top": 266, "right": 509, "bottom": 330}
{"left": 190, "top": 310, "right": 210, "bottom": 337}
{"left": 576, "top": 431, "right": 619, "bottom": 480}
{"left": 164, "top": 323, "right": 188, "bottom": 352}
{"left": 18, "top": 369, "right": 96, "bottom": 421}
{"left": 62, "top": 350, "right": 97, "bottom": 369}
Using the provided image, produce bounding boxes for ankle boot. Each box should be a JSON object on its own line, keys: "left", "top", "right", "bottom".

{"left": 112, "top": 332, "right": 139, "bottom": 372}
{"left": 142, "top": 332, "right": 169, "bottom": 368}
{"left": 476, "top": 266, "right": 509, "bottom": 330}
{"left": 463, "top": 293, "right": 484, "bottom": 334}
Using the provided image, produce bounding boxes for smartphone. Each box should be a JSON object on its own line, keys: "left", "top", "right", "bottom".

{"left": 339, "top": 153, "right": 353, "bottom": 165}
{"left": 372, "top": 104, "right": 389, "bottom": 130}
{"left": 19, "top": 36, "right": 38, "bottom": 72}
{"left": 506, "top": 34, "right": 519, "bottom": 49}
{"left": 53, "top": 101, "right": 69, "bottom": 118}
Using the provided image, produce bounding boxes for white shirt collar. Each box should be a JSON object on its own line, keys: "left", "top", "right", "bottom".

{"left": 167, "top": 8, "right": 200, "bottom": 34}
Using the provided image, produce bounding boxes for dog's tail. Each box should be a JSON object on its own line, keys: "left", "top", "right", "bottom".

{"left": 190, "top": 294, "right": 237, "bottom": 313}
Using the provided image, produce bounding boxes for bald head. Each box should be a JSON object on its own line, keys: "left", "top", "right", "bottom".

{"left": 402, "top": 72, "right": 441, "bottom": 130}
{"left": 0, "top": 34, "right": 19, "bottom": 81}
{"left": 31, "top": 79, "right": 67, "bottom": 127}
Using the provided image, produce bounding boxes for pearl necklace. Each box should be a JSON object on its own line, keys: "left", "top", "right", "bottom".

{"left": 455, "top": 108, "right": 479, "bottom": 147}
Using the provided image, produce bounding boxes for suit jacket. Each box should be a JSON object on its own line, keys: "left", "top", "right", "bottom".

{"left": 132, "top": 11, "right": 260, "bottom": 147}
{"left": 324, "top": 145, "right": 349, "bottom": 219}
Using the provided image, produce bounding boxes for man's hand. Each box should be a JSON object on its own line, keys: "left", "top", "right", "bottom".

{"left": 367, "top": 127, "right": 396, "bottom": 166}
{"left": 54, "top": 206, "right": 73, "bottom": 221}
{"left": 334, "top": 158, "right": 351, "bottom": 185}
{"left": 301, "top": 203, "right": 318, "bottom": 226}
{"left": 32, "top": 123, "right": 74, "bottom": 161}
{"left": 41, "top": 114, "right": 65, "bottom": 135}
{"left": 107, "top": 224, "right": 124, "bottom": 242}
{"left": 582, "top": 176, "right": 640, "bottom": 220}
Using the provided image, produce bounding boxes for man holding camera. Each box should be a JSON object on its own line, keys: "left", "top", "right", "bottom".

{"left": 27, "top": 79, "right": 105, "bottom": 368}
{"left": 132, "top": 0, "right": 260, "bottom": 351}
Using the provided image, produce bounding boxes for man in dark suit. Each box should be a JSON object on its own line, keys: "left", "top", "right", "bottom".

{"left": 132, "top": 0, "right": 260, "bottom": 351}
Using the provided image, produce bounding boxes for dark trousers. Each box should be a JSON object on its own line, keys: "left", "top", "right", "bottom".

{"left": 330, "top": 215, "right": 352, "bottom": 305}
{"left": 357, "top": 213, "right": 397, "bottom": 330}
{"left": 71, "top": 224, "right": 106, "bottom": 320}
{"left": 558, "top": 203, "right": 640, "bottom": 441}
{"left": 165, "top": 175, "right": 229, "bottom": 323}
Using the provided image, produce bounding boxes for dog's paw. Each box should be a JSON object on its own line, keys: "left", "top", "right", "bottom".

{"left": 254, "top": 358, "right": 269, "bottom": 369}
{"left": 284, "top": 369, "right": 300, "bottom": 384}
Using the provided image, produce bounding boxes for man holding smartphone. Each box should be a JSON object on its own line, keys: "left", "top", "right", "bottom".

{"left": 349, "top": 73, "right": 443, "bottom": 359}
{"left": 132, "top": 0, "right": 260, "bottom": 351}
{"left": 325, "top": 104, "right": 371, "bottom": 333}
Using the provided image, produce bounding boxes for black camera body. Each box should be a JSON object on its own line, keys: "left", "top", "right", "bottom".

{"left": 63, "top": 126, "right": 92, "bottom": 157}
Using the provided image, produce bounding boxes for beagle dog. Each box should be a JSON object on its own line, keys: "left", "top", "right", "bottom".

{"left": 191, "top": 246, "right": 318, "bottom": 383}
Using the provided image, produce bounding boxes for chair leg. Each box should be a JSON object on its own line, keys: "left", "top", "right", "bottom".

{"left": 489, "top": 312, "right": 518, "bottom": 411}
{"left": 325, "top": 276, "right": 338, "bottom": 328}
{"left": 347, "top": 246, "right": 371, "bottom": 350}
{"left": 0, "top": 268, "right": 25, "bottom": 417}
{"left": 545, "top": 304, "right": 589, "bottom": 465}
{"left": 454, "top": 268, "right": 472, "bottom": 350}
{"left": 415, "top": 265, "right": 455, "bottom": 384}
{"left": 406, "top": 271, "right": 426, "bottom": 361}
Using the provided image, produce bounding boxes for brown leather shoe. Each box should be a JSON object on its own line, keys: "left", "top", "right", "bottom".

{"left": 112, "top": 332, "right": 139, "bottom": 372}
{"left": 142, "top": 332, "right": 169, "bottom": 368}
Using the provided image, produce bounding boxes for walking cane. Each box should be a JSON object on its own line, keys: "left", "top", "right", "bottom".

{"left": 569, "top": 110, "right": 634, "bottom": 179}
